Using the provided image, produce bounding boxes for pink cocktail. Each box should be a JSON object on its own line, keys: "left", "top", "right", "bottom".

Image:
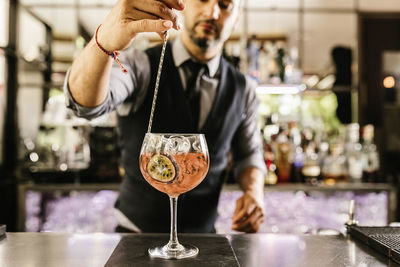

{"left": 139, "top": 133, "right": 209, "bottom": 259}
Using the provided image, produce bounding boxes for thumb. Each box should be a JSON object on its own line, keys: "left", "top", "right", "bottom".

{"left": 128, "top": 19, "right": 173, "bottom": 34}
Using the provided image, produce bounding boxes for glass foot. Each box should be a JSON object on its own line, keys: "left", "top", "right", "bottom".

{"left": 148, "top": 244, "right": 199, "bottom": 259}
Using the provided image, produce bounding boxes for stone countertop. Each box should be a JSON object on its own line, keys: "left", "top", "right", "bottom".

{"left": 0, "top": 232, "right": 399, "bottom": 266}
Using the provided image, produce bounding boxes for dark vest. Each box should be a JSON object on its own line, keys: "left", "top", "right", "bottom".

{"left": 116, "top": 43, "right": 247, "bottom": 233}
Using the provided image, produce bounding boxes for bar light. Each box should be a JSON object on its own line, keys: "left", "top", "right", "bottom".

{"left": 256, "top": 84, "right": 306, "bottom": 95}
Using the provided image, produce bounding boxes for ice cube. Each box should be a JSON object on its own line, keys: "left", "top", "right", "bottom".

{"left": 165, "top": 136, "right": 190, "bottom": 153}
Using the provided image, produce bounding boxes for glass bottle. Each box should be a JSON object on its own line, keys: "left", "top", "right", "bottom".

{"left": 291, "top": 147, "right": 304, "bottom": 183}
{"left": 265, "top": 163, "right": 278, "bottom": 185}
{"left": 361, "top": 124, "right": 380, "bottom": 183}
{"left": 276, "top": 141, "right": 292, "bottom": 183}
{"left": 301, "top": 143, "right": 321, "bottom": 185}
{"left": 288, "top": 122, "right": 303, "bottom": 183}
{"left": 263, "top": 143, "right": 277, "bottom": 185}
{"left": 345, "top": 124, "right": 363, "bottom": 182}
{"left": 274, "top": 127, "right": 292, "bottom": 183}
{"left": 322, "top": 143, "right": 348, "bottom": 185}
{"left": 318, "top": 141, "right": 329, "bottom": 170}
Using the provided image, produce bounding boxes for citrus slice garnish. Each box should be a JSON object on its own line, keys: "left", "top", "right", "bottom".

{"left": 146, "top": 154, "right": 176, "bottom": 183}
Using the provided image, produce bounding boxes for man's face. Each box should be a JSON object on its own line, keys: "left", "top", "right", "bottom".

{"left": 183, "top": 0, "right": 240, "bottom": 50}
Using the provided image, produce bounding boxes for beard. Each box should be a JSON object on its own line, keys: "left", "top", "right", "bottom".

{"left": 188, "top": 20, "right": 221, "bottom": 50}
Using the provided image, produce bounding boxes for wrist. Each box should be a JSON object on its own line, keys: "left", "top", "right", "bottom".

{"left": 94, "top": 24, "right": 127, "bottom": 74}
{"left": 239, "top": 167, "right": 264, "bottom": 189}
{"left": 95, "top": 24, "right": 115, "bottom": 52}
{"left": 244, "top": 188, "right": 263, "bottom": 202}
{"left": 238, "top": 167, "right": 264, "bottom": 202}
{"left": 89, "top": 38, "right": 110, "bottom": 60}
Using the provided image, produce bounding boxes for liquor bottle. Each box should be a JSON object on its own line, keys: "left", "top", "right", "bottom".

{"left": 345, "top": 124, "right": 363, "bottom": 182}
{"left": 274, "top": 128, "right": 292, "bottom": 183}
{"left": 288, "top": 121, "right": 302, "bottom": 150}
{"left": 288, "top": 122, "right": 303, "bottom": 183}
{"left": 263, "top": 143, "right": 277, "bottom": 185}
{"left": 318, "top": 141, "right": 329, "bottom": 170}
{"left": 301, "top": 143, "right": 321, "bottom": 185}
{"left": 361, "top": 124, "right": 380, "bottom": 183}
{"left": 322, "top": 143, "right": 348, "bottom": 185}
{"left": 276, "top": 141, "right": 292, "bottom": 183}
{"left": 265, "top": 163, "right": 278, "bottom": 185}
{"left": 290, "top": 147, "right": 304, "bottom": 183}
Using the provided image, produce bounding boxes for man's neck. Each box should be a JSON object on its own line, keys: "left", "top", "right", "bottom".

{"left": 181, "top": 34, "right": 221, "bottom": 62}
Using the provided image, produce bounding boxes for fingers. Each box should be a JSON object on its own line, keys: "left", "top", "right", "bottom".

{"left": 160, "top": 0, "right": 185, "bottom": 10}
{"left": 231, "top": 193, "right": 265, "bottom": 233}
{"left": 128, "top": 19, "right": 173, "bottom": 35}
{"left": 129, "top": 0, "right": 182, "bottom": 30}
{"left": 157, "top": 31, "right": 167, "bottom": 39}
{"left": 236, "top": 218, "right": 262, "bottom": 233}
{"left": 232, "top": 196, "right": 257, "bottom": 224}
{"left": 232, "top": 198, "right": 245, "bottom": 223}
{"left": 98, "top": 0, "right": 181, "bottom": 50}
{"left": 127, "top": 10, "right": 172, "bottom": 37}
{"left": 128, "top": 9, "right": 159, "bottom": 21}
{"left": 232, "top": 206, "right": 264, "bottom": 233}
{"left": 123, "top": 0, "right": 184, "bottom": 10}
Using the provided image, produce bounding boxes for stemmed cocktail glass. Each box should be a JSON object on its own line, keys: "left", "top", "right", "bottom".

{"left": 139, "top": 133, "right": 209, "bottom": 259}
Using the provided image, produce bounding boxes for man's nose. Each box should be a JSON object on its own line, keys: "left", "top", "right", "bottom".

{"left": 204, "top": 1, "right": 220, "bottom": 20}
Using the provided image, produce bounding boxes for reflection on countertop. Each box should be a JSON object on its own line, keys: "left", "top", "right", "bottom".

{"left": 0, "top": 232, "right": 398, "bottom": 267}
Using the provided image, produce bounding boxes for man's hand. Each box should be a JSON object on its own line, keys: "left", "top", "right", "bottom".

{"left": 98, "top": 0, "right": 185, "bottom": 52}
{"left": 231, "top": 191, "right": 265, "bottom": 233}
{"left": 231, "top": 167, "right": 265, "bottom": 233}
{"left": 68, "top": 0, "right": 184, "bottom": 107}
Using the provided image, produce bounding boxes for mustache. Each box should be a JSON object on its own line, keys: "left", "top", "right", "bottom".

{"left": 194, "top": 19, "right": 220, "bottom": 32}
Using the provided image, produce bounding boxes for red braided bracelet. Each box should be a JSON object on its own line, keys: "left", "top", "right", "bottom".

{"left": 95, "top": 24, "right": 127, "bottom": 74}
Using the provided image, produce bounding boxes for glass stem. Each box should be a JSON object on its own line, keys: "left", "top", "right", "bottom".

{"left": 167, "top": 196, "right": 181, "bottom": 251}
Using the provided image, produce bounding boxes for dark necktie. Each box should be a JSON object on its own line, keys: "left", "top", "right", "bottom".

{"left": 185, "top": 60, "right": 207, "bottom": 130}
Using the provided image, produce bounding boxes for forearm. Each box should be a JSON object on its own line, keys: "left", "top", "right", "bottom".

{"left": 67, "top": 0, "right": 183, "bottom": 108}
{"left": 237, "top": 167, "right": 265, "bottom": 202}
{"left": 68, "top": 37, "right": 113, "bottom": 107}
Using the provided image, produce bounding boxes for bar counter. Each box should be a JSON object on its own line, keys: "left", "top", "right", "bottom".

{"left": 0, "top": 232, "right": 398, "bottom": 266}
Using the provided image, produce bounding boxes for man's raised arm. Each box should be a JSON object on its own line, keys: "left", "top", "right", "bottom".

{"left": 68, "top": 0, "right": 184, "bottom": 107}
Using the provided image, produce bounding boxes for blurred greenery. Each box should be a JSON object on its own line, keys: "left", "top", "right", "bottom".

{"left": 257, "top": 90, "right": 344, "bottom": 137}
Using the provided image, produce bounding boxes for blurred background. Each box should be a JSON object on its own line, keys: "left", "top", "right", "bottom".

{"left": 0, "top": 0, "right": 400, "bottom": 235}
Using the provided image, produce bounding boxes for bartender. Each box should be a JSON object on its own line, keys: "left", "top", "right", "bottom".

{"left": 64, "top": 0, "right": 266, "bottom": 233}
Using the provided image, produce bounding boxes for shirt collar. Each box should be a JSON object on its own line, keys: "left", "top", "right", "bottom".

{"left": 172, "top": 35, "right": 221, "bottom": 77}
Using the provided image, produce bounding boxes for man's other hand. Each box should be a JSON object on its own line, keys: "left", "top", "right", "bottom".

{"left": 231, "top": 192, "right": 265, "bottom": 233}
